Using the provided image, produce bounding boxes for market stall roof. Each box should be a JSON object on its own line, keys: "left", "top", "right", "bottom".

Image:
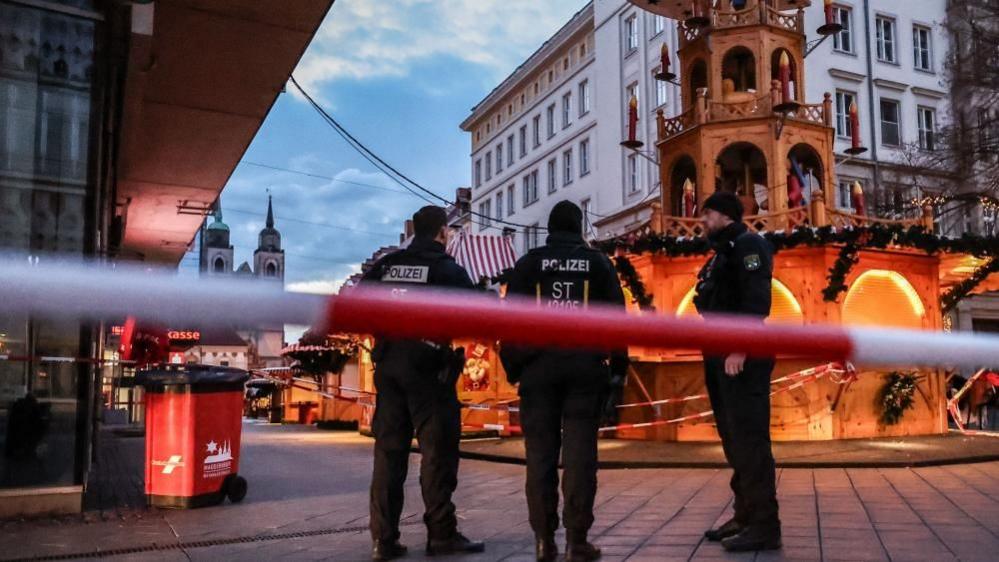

{"left": 625, "top": 0, "right": 811, "bottom": 19}
{"left": 117, "top": 0, "right": 334, "bottom": 264}
{"left": 447, "top": 232, "right": 519, "bottom": 284}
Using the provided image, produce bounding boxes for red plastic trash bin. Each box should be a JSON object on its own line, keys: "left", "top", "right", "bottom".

{"left": 136, "top": 364, "right": 250, "bottom": 508}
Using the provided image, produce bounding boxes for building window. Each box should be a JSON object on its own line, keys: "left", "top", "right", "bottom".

{"left": 507, "top": 185, "right": 515, "bottom": 216}
{"left": 485, "top": 151, "right": 492, "bottom": 180}
{"left": 980, "top": 108, "right": 993, "bottom": 155}
{"left": 579, "top": 80, "right": 591, "bottom": 116}
{"left": 474, "top": 159, "right": 482, "bottom": 187}
{"left": 563, "top": 57, "right": 569, "bottom": 71}
{"left": 523, "top": 171, "right": 539, "bottom": 207}
{"left": 835, "top": 90, "right": 857, "bottom": 138}
{"left": 653, "top": 15, "right": 665, "bottom": 36}
{"left": 533, "top": 115, "right": 542, "bottom": 147}
{"left": 478, "top": 201, "right": 491, "bottom": 230}
{"left": 562, "top": 92, "right": 572, "bottom": 129}
{"left": 656, "top": 78, "right": 668, "bottom": 108}
{"left": 627, "top": 154, "right": 639, "bottom": 193}
{"left": 525, "top": 223, "right": 540, "bottom": 251}
{"left": 625, "top": 15, "right": 638, "bottom": 53}
{"left": 496, "top": 144, "right": 503, "bottom": 173}
{"left": 563, "top": 149, "right": 574, "bottom": 186}
{"left": 876, "top": 16, "right": 896, "bottom": 63}
{"left": 508, "top": 134, "right": 515, "bottom": 166}
{"left": 832, "top": 6, "right": 853, "bottom": 53}
{"left": 913, "top": 25, "right": 932, "bottom": 71}
{"left": 214, "top": 257, "right": 226, "bottom": 273}
{"left": 837, "top": 179, "right": 859, "bottom": 210}
{"left": 517, "top": 128, "right": 526, "bottom": 158}
{"left": 547, "top": 159, "right": 558, "bottom": 194}
{"left": 918, "top": 106, "right": 936, "bottom": 151}
{"left": 495, "top": 192, "right": 503, "bottom": 221}
{"left": 580, "top": 139, "right": 591, "bottom": 176}
{"left": 581, "top": 198, "right": 592, "bottom": 233}
{"left": 265, "top": 262, "right": 278, "bottom": 277}
{"left": 547, "top": 104, "right": 556, "bottom": 138}
{"left": 880, "top": 98, "right": 901, "bottom": 146}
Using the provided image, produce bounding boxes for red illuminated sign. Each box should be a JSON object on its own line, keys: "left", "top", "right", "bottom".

{"left": 168, "top": 331, "right": 201, "bottom": 341}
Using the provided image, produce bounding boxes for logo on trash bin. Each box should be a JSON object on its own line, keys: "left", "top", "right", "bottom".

{"left": 152, "top": 455, "right": 185, "bottom": 475}
{"left": 203, "top": 439, "right": 233, "bottom": 479}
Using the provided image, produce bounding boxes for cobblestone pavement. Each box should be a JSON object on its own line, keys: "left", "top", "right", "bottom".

{"left": 1, "top": 423, "right": 997, "bottom": 562}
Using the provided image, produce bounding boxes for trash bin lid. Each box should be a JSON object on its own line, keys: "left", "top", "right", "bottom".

{"left": 135, "top": 364, "right": 250, "bottom": 390}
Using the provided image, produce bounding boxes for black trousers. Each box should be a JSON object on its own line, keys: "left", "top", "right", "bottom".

{"left": 704, "top": 356, "right": 780, "bottom": 528}
{"left": 369, "top": 357, "right": 461, "bottom": 542}
{"left": 519, "top": 356, "right": 606, "bottom": 539}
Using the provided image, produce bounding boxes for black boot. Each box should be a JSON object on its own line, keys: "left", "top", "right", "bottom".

{"left": 426, "top": 532, "right": 485, "bottom": 555}
{"left": 371, "top": 539, "right": 407, "bottom": 561}
{"left": 536, "top": 535, "right": 558, "bottom": 561}
{"left": 721, "top": 525, "right": 782, "bottom": 552}
{"left": 565, "top": 531, "right": 601, "bottom": 561}
{"left": 704, "top": 517, "right": 745, "bottom": 542}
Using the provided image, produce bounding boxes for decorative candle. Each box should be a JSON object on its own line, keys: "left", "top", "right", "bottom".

{"left": 628, "top": 96, "right": 639, "bottom": 143}
{"left": 851, "top": 180, "right": 866, "bottom": 215}
{"left": 825, "top": 0, "right": 835, "bottom": 26}
{"left": 683, "top": 178, "right": 696, "bottom": 217}
{"left": 849, "top": 100, "right": 862, "bottom": 150}
{"left": 660, "top": 43, "right": 670, "bottom": 75}
{"left": 779, "top": 51, "right": 792, "bottom": 104}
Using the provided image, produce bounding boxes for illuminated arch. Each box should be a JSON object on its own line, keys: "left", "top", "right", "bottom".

{"left": 842, "top": 270, "right": 925, "bottom": 329}
{"left": 677, "top": 279, "right": 804, "bottom": 324}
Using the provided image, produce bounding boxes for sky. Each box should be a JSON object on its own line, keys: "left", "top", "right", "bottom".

{"left": 179, "top": 0, "right": 588, "bottom": 295}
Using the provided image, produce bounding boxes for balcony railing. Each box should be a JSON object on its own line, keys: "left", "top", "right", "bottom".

{"left": 679, "top": 1, "right": 804, "bottom": 48}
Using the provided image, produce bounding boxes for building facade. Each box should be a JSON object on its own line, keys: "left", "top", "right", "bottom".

{"left": 464, "top": 0, "right": 954, "bottom": 241}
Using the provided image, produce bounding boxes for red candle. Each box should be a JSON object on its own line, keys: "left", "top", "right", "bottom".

{"left": 849, "top": 100, "right": 862, "bottom": 150}
{"left": 660, "top": 43, "right": 670, "bottom": 74}
{"left": 824, "top": 0, "right": 835, "bottom": 26}
{"left": 683, "top": 178, "right": 696, "bottom": 217}
{"left": 779, "top": 51, "right": 792, "bottom": 104}
{"left": 628, "top": 96, "right": 639, "bottom": 142}
{"left": 851, "top": 181, "right": 866, "bottom": 215}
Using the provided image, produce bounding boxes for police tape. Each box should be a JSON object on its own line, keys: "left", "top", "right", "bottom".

{"left": 7, "top": 260, "right": 999, "bottom": 368}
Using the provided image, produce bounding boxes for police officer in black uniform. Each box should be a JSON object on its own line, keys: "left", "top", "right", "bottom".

{"left": 360, "top": 206, "right": 484, "bottom": 561}
{"left": 694, "top": 192, "right": 781, "bottom": 552}
{"left": 501, "top": 201, "right": 627, "bottom": 562}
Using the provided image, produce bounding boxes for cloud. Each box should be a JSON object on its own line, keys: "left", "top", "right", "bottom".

{"left": 294, "top": 0, "right": 587, "bottom": 94}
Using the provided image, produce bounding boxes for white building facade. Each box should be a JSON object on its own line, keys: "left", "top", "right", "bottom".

{"left": 464, "top": 0, "right": 953, "bottom": 242}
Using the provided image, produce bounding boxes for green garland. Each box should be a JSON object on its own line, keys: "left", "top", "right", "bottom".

{"left": 941, "top": 258, "right": 999, "bottom": 313}
{"left": 879, "top": 372, "right": 919, "bottom": 425}
{"left": 602, "top": 224, "right": 999, "bottom": 310}
{"left": 614, "top": 256, "right": 655, "bottom": 310}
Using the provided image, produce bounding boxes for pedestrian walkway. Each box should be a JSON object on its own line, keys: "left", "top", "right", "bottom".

{"left": 1, "top": 423, "right": 996, "bottom": 561}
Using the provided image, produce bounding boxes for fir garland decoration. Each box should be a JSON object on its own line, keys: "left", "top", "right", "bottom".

{"left": 614, "top": 256, "right": 655, "bottom": 310}
{"left": 878, "top": 372, "right": 919, "bottom": 425}
{"left": 941, "top": 258, "right": 999, "bottom": 313}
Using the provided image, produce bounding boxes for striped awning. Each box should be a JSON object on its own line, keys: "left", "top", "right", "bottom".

{"left": 447, "top": 232, "right": 518, "bottom": 283}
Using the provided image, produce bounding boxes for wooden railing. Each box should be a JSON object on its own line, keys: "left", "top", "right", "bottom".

{"left": 678, "top": 1, "right": 804, "bottom": 48}
{"left": 826, "top": 209, "right": 924, "bottom": 230}
{"left": 659, "top": 108, "right": 696, "bottom": 139}
{"left": 745, "top": 206, "right": 811, "bottom": 234}
{"left": 765, "top": 4, "right": 804, "bottom": 33}
{"left": 707, "top": 91, "right": 773, "bottom": 122}
{"left": 712, "top": 2, "right": 761, "bottom": 29}
{"left": 788, "top": 102, "right": 827, "bottom": 125}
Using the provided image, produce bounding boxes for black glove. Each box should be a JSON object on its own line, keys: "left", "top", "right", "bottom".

{"left": 437, "top": 346, "right": 465, "bottom": 387}
{"left": 600, "top": 358, "right": 628, "bottom": 429}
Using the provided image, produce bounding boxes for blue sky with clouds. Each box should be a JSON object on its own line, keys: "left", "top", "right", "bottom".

{"left": 180, "top": 0, "right": 587, "bottom": 293}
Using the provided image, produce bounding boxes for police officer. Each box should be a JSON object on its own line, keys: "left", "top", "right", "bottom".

{"left": 360, "top": 206, "right": 484, "bottom": 561}
{"left": 694, "top": 192, "right": 781, "bottom": 552}
{"left": 501, "top": 201, "right": 627, "bottom": 562}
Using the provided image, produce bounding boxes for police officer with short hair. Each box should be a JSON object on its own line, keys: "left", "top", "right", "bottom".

{"left": 695, "top": 192, "right": 781, "bottom": 552}
{"left": 501, "top": 200, "right": 627, "bottom": 562}
{"left": 360, "top": 206, "right": 484, "bottom": 561}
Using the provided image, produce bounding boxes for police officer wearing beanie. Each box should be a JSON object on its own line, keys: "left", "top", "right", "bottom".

{"left": 694, "top": 191, "right": 781, "bottom": 552}
{"left": 500, "top": 201, "right": 628, "bottom": 562}
{"left": 360, "top": 206, "right": 484, "bottom": 561}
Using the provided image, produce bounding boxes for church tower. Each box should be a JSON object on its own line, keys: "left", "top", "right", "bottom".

{"left": 253, "top": 195, "right": 285, "bottom": 282}
{"left": 200, "top": 202, "right": 234, "bottom": 276}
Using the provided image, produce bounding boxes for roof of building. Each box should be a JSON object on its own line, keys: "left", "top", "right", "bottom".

{"left": 196, "top": 326, "right": 248, "bottom": 347}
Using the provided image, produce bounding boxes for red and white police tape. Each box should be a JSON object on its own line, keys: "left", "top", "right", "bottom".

{"left": 4, "top": 259, "right": 999, "bottom": 369}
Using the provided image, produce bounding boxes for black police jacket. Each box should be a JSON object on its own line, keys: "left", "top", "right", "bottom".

{"left": 693, "top": 222, "right": 773, "bottom": 318}
{"left": 499, "top": 231, "right": 627, "bottom": 382}
{"left": 359, "top": 237, "right": 475, "bottom": 365}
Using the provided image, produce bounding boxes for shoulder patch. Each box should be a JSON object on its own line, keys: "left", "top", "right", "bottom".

{"left": 744, "top": 254, "right": 761, "bottom": 271}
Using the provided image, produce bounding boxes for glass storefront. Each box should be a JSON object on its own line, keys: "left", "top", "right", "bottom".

{"left": 0, "top": 0, "right": 101, "bottom": 489}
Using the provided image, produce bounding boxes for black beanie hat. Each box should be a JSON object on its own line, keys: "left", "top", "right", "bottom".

{"left": 547, "top": 200, "right": 584, "bottom": 234}
{"left": 702, "top": 191, "right": 744, "bottom": 223}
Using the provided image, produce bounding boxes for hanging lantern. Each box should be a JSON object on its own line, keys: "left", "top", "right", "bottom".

{"left": 851, "top": 181, "right": 867, "bottom": 216}
{"left": 654, "top": 42, "right": 676, "bottom": 82}
{"left": 845, "top": 100, "right": 869, "bottom": 155}
{"left": 818, "top": 0, "right": 845, "bottom": 36}
{"left": 620, "top": 96, "right": 644, "bottom": 149}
